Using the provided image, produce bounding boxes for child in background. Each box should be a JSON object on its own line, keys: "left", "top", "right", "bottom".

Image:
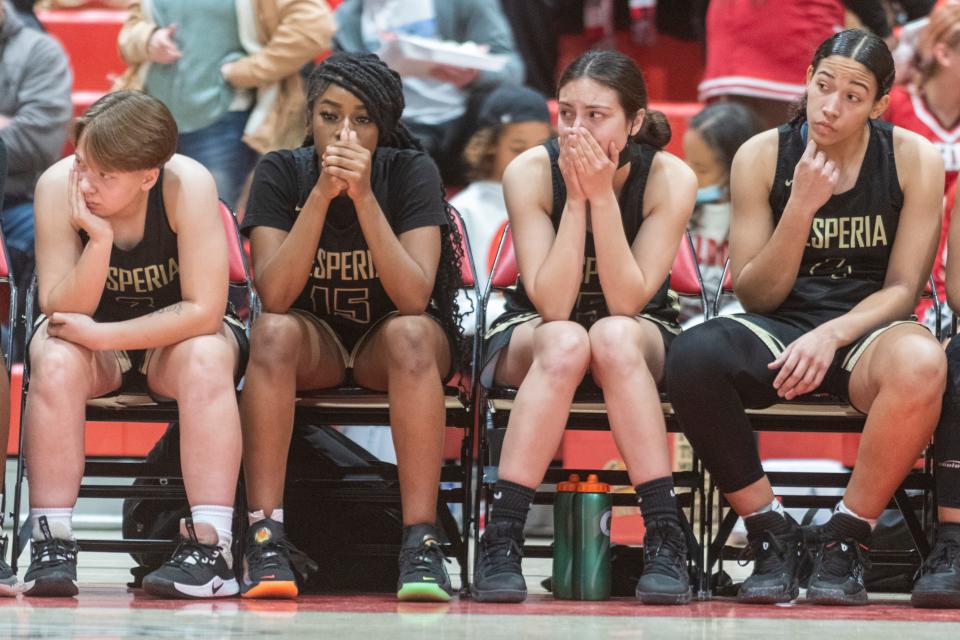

{"left": 680, "top": 102, "right": 761, "bottom": 324}
{"left": 451, "top": 85, "right": 553, "bottom": 290}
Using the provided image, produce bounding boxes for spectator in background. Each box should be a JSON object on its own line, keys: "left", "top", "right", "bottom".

{"left": 333, "top": 0, "right": 525, "bottom": 186}
{"left": 451, "top": 84, "right": 552, "bottom": 290}
{"left": 892, "top": 0, "right": 954, "bottom": 83}
{"left": 884, "top": 1, "right": 960, "bottom": 330}
{"left": 680, "top": 101, "right": 761, "bottom": 324}
{"left": 699, "top": 0, "right": 921, "bottom": 129}
{"left": 0, "top": 0, "right": 72, "bottom": 327}
{"left": 115, "top": 0, "right": 335, "bottom": 210}
{"left": 499, "top": 0, "right": 559, "bottom": 95}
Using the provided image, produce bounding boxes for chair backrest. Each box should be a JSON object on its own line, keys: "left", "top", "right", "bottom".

{"left": 487, "top": 219, "right": 509, "bottom": 276}
{"left": 447, "top": 205, "right": 478, "bottom": 290}
{"left": 219, "top": 202, "right": 249, "bottom": 285}
{"left": 488, "top": 225, "right": 705, "bottom": 302}
{"left": 0, "top": 141, "right": 7, "bottom": 280}
{"left": 670, "top": 232, "right": 704, "bottom": 298}
{"left": 489, "top": 224, "right": 518, "bottom": 290}
{"left": 0, "top": 231, "right": 10, "bottom": 281}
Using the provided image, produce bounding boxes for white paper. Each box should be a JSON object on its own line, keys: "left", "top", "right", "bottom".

{"left": 378, "top": 33, "right": 508, "bottom": 76}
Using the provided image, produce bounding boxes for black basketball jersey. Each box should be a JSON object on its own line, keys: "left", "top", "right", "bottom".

{"left": 241, "top": 146, "right": 448, "bottom": 333}
{"left": 501, "top": 138, "right": 679, "bottom": 327}
{"left": 82, "top": 170, "right": 182, "bottom": 322}
{"left": 767, "top": 119, "right": 903, "bottom": 322}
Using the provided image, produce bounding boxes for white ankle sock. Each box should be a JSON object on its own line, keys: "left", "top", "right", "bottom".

{"left": 248, "top": 508, "right": 283, "bottom": 525}
{"left": 191, "top": 505, "right": 234, "bottom": 550}
{"left": 747, "top": 497, "right": 784, "bottom": 519}
{"left": 30, "top": 508, "right": 74, "bottom": 541}
{"left": 835, "top": 499, "right": 877, "bottom": 530}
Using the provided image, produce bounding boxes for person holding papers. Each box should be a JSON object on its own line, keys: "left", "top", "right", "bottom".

{"left": 333, "top": 0, "right": 524, "bottom": 185}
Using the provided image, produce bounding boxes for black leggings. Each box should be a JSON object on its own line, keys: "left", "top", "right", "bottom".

{"left": 665, "top": 318, "right": 851, "bottom": 494}
{"left": 936, "top": 337, "right": 960, "bottom": 509}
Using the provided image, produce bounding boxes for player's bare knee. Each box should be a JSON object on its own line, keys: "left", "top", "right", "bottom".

{"left": 880, "top": 333, "right": 947, "bottom": 403}
{"left": 533, "top": 322, "right": 590, "bottom": 382}
{"left": 30, "top": 337, "right": 92, "bottom": 396}
{"left": 381, "top": 315, "right": 437, "bottom": 374}
{"left": 588, "top": 317, "right": 646, "bottom": 376}
{"left": 248, "top": 312, "right": 302, "bottom": 371}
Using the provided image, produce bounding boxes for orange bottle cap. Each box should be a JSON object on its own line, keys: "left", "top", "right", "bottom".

{"left": 557, "top": 473, "right": 581, "bottom": 492}
{"left": 576, "top": 473, "right": 609, "bottom": 493}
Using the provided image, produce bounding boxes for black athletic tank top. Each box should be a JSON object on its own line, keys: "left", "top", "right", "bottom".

{"left": 82, "top": 170, "right": 182, "bottom": 322}
{"left": 501, "top": 139, "right": 678, "bottom": 327}
{"left": 768, "top": 119, "right": 902, "bottom": 318}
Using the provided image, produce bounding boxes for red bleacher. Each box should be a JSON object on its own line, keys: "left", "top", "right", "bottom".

{"left": 41, "top": 9, "right": 126, "bottom": 93}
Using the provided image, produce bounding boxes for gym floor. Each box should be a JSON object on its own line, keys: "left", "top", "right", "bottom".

{"left": 0, "top": 541, "right": 954, "bottom": 640}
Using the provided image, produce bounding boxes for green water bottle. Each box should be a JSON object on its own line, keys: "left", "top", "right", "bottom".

{"left": 552, "top": 474, "right": 581, "bottom": 599}
{"left": 572, "top": 474, "right": 612, "bottom": 601}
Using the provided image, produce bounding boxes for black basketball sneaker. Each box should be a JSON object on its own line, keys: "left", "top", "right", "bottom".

{"left": 807, "top": 516, "right": 871, "bottom": 606}
{"left": 242, "top": 518, "right": 316, "bottom": 599}
{"left": 142, "top": 518, "right": 238, "bottom": 599}
{"left": 397, "top": 524, "right": 453, "bottom": 602}
{"left": 471, "top": 521, "right": 527, "bottom": 603}
{"left": 22, "top": 516, "right": 79, "bottom": 597}
{"left": 737, "top": 512, "right": 811, "bottom": 604}
{"left": 636, "top": 519, "right": 693, "bottom": 604}
{"left": 0, "top": 533, "right": 18, "bottom": 597}
{"left": 912, "top": 525, "right": 960, "bottom": 608}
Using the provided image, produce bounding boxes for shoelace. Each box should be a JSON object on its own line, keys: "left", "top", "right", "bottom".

{"left": 738, "top": 529, "right": 792, "bottom": 574}
{"left": 920, "top": 538, "right": 960, "bottom": 575}
{"left": 32, "top": 538, "right": 77, "bottom": 569}
{"left": 480, "top": 534, "right": 523, "bottom": 575}
{"left": 400, "top": 540, "right": 450, "bottom": 577}
{"left": 166, "top": 538, "right": 220, "bottom": 568}
{"left": 247, "top": 535, "right": 318, "bottom": 580}
{"left": 816, "top": 538, "right": 871, "bottom": 580}
{"left": 643, "top": 521, "right": 687, "bottom": 579}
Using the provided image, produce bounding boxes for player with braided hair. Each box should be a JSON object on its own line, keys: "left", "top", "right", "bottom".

{"left": 238, "top": 52, "right": 465, "bottom": 601}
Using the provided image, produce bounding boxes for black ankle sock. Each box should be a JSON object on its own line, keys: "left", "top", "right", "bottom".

{"left": 490, "top": 479, "right": 536, "bottom": 527}
{"left": 635, "top": 476, "right": 679, "bottom": 526}
{"left": 823, "top": 512, "right": 871, "bottom": 544}
{"left": 743, "top": 510, "right": 792, "bottom": 539}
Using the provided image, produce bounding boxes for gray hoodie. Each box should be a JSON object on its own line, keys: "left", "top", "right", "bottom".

{"left": 0, "top": 2, "right": 72, "bottom": 205}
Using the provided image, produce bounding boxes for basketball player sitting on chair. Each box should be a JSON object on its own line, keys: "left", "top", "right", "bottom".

{"left": 22, "top": 91, "right": 247, "bottom": 599}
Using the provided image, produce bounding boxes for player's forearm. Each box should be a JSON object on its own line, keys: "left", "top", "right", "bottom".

{"left": 528, "top": 202, "right": 587, "bottom": 322}
{"left": 255, "top": 190, "right": 331, "bottom": 313}
{"left": 354, "top": 194, "right": 435, "bottom": 314}
{"left": 96, "top": 300, "right": 223, "bottom": 351}
{"left": 40, "top": 240, "right": 113, "bottom": 316}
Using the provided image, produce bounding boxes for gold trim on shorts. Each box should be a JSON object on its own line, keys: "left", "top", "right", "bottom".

{"left": 716, "top": 316, "right": 787, "bottom": 358}
{"left": 289, "top": 309, "right": 451, "bottom": 371}
{"left": 717, "top": 316, "right": 929, "bottom": 374}
{"left": 484, "top": 312, "right": 539, "bottom": 341}
{"left": 640, "top": 313, "right": 682, "bottom": 336}
{"left": 841, "top": 320, "right": 926, "bottom": 372}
